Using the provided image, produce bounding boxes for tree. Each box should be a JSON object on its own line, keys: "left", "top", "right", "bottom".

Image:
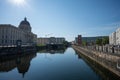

{"left": 82, "top": 40, "right": 87, "bottom": 46}
{"left": 102, "top": 37, "right": 109, "bottom": 45}
{"left": 96, "top": 38, "right": 102, "bottom": 45}
{"left": 63, "top": 41, "right": 70, "bottom": 47}
{"left": 96, "top": 37, "right": 109, "bottom": 46}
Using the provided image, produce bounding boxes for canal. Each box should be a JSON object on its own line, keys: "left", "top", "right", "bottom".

{"left": 0, "top": 47, "right": 113, "bottom": 80}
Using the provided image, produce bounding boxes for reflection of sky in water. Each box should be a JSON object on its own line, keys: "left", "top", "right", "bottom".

{"left": 0, "top": 48, "right": 101, "bottom": 80}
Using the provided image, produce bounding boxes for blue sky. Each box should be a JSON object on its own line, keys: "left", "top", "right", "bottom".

{"left": 0, "top": 0, "right": 120, "bottom": 41}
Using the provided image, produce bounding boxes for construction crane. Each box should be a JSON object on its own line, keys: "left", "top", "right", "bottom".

{"left": 45, "top": 33, "right": 53, "bottom": 37}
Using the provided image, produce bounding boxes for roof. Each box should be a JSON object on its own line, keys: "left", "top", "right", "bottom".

{"left": 19, "top": 17, "right": 30, "bottom": 26}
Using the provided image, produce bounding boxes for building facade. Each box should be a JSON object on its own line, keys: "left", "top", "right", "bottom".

{"left": 116, "top": 28, "right": 120, "bottom": 45}
{"left": 75, "top": 35, "right": 82, "bottom": 45}
{"left": 0, "top": 18, "right": 37, "bottom": 47}
{"left": 75, "top": 35, "right": 109, "bottom": 45}
{"left": 82, "top": 36, "right": 109, "bottom": 45}
{"left": 37, "top": 37, "right": 65, "bottom": 45}
{"left": 75, "top": 37, "right": 78, "bottom": 44}
{"left": 109, "top": 32, "right": 116, "bottom": 45}
{"left": 37, "top": 38, "right": 49, "bottom": 45}
{"left": 109, "top": 27, "right": 120, "bottom": 45}
{"left": 78, "top": 35, "right": 82, "bottom": 45}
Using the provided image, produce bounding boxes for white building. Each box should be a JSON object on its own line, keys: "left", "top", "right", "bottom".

{"left": 37, "top": 37, "right": 65, "bottom": 45}
{"left": 109, "top": 32, "right": 116, "bottom": 45}
{"left": 0, "top": 18, "right": 37, "bottom": 47}
{"left": 109, "top": 27, "right": 120, "bottom": 45}
{"left": 116, "top": 28, "right": 120, "bottom": 45}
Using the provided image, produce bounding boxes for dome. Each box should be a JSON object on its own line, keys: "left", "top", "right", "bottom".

{"left": 20, "top": 18, "right": 30, "bottom": 26}
{"left": 19, "top": 17, "right": 31, "bottom": 32}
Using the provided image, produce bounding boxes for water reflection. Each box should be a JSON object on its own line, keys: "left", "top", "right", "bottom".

{"left": 0, "top": 48, "right": 111, "bottom": 80}
{"left": 75, "top": 51, "right": 81, "bottom": 59}
{"left": 0, "top": 52, "right": 36, "bottom": 77}
{"left": 38, "top": 48, "right": 67, "bottom": 54}
{"left": 75, "top": 51, "right": 120, "bottom": 80}
{"left": 0, "top": 48, "right": 67, "bottom": 78}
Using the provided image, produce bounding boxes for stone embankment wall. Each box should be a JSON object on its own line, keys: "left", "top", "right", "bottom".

{"left": 72, "top": 45, "right": 120, "bottom": 78}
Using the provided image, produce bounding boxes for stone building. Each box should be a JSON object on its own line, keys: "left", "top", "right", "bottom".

{"left": 37, "top": 37, "right": 65, "bottom": 45}
{"left": 37, "top": 38, "right": 49, "bottom": 45}
{"left": 109, "top": 27, "right": 120, "bottom": 45}
{"left": 0, "top": 18, "right": 37, "bottom": 47}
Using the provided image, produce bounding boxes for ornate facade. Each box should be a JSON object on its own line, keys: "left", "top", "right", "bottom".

{"left": 0, "top": 18, "right": 37, "bottom": 47}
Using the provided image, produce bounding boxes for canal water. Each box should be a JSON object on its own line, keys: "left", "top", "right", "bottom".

{"left": 0, "top": 47, "right": 104, "bottom": 80}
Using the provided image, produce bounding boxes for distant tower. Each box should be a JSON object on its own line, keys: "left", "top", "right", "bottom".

{"left": 19, "top": 17, "right": 31, "bottom": 32}
{"left": 78, "top": 35, "right": 82, "bottom": 45}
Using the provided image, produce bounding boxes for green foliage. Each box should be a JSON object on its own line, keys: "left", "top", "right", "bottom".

{"left": 102, "top": 37, "right": 109, "bottom": 45}
{"left": 82, "top": 41, "right": 87, "bottom": 46}
{"left": 96, "top": 37, "right": 109, "bottom": 45}
{"left": 63, "top": 41, "right": 70, "bottom": 47}
{"left": 96, "top": 38, "right": 102, "bottom": 45}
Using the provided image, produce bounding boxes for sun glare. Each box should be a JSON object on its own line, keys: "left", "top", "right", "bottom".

{"left": 8, "top": 0, "right": 26, "bottom": 6}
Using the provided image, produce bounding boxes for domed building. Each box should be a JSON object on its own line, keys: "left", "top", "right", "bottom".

{"left": 0, "top": 17, "right": 37, "bottom": 46}
{"left": 19, "top": 17, "right": 31, "bottom": 32}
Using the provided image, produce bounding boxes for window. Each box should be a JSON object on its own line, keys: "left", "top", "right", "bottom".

{"left": 5, "top": 40, "right": 7, "bottom": 43}
{"left": 2, "top": 40, "right": 4, "bottom": 44}
{"left": 2, "top": 29, "right": 4, "bottom": 34}
{"left": 2, "top": 35, "right": 4, "bottom": 39}
{"left": 10, "top": 40, "right": 12, "bottom": 43}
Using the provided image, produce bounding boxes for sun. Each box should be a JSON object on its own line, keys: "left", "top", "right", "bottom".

{"left": 8, "top": 0, "right": 26, "bottom": 6}
{"left": 13, "top": 0, "right": 25, "bottom": 4}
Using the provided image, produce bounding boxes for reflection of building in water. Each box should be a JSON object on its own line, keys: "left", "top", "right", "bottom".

{"left": 0, "top": 53, "right": 36, "bottom": 77}
{"left": 17, "top": 56, "right": 31, "bottom": 78}
{"left": 0, "top": 59, "right": 16, "bottom": 72}
{"left": 75, "top": 51, "right": 81, "bottom": 59}
{"left": 38, "top": 49, "right": 66, "bottom": 54}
